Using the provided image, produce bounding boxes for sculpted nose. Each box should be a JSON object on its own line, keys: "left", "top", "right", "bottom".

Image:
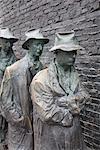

{"left": 73, "top": 53, "right": 76, "bottom": 58}
{"left": 39, "top": 45, "right": 42, "bottom": 51}
{"left": 37, "top": 49, "right": 40, "bottom": 52}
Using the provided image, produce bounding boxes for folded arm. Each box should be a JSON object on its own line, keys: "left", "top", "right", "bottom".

{"left": 31, "top": 81, "right": 73, "bottom": 127}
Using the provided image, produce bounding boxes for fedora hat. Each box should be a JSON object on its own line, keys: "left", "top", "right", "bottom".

{"left": 49, "top": 30, "right": 84, "bottom": 52}
{"left": 22, "top": 29, "right": 49, "bottom": 50}
{"left": 0, "top": 27, "right": 18, "bottom": 43}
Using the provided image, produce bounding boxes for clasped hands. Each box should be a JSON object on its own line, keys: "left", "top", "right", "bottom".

{"left": 57, "top": 95, "right": 80, "bottom": 115}
{"left": 12, "top": 114, "right": 32, "bottom": 131}
{"left": 57, "top": 95, "right": 81, "bottom": 127}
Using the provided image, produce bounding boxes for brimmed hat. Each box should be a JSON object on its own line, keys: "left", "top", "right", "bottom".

{"left": 0, "top": 27, "right": 18, "bottom": 43}
{"left": 49, "top": 30, "right": 84, "bottom": 52}
{"left": 22, "top": 29, "right": 49, "bottom": 50}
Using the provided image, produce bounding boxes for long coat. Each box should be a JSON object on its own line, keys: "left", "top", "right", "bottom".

{"left": 0, "top": 52, "right": 16, "bottom": 149}
{"left": 0, "top": 54, "right": 42, "bottom": 150}
{"left": 30, "top": 60, "right": 89, "bottom": 150}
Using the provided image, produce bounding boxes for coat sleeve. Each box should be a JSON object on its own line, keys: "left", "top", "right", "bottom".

{"left": 30, "top": 79, "right": 73, "bottom": 126}
{"left": 74, "top": 81, "right": 90, "bottom": 111}
{"left": 0, "top": 68, "right": 22, "bottom": 123}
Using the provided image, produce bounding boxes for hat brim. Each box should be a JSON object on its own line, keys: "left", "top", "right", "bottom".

{"left": 22, "top": 38, "right": 49, "bottom": 50}
{"left": 49, "top": 44, "right": 84, "bottom": 52}
{"left": 9, "top": 38, "right": 18, "bottom": 43}
{"left": 0, "top": 37, "right": 18, "bottom": 43}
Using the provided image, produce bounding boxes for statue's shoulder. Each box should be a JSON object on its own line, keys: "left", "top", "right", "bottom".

{"left": 32, "top": 68, "right": 48, "bottom": 84}
{"left": 8, "top": 56, "right": 28, "bottom": 70}
{"left": 5, "top": 56, "right": 28, "bottom": 76}
{"left": 31, "top": 68, "right": 49, "bottom": 93}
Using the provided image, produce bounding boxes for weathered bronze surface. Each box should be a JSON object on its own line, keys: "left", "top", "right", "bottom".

{"left": 0, "top": 28, "right": 17, "bottom": 150}
{"left": 30, "top": 31, "right": 89, "bottom": 150}
{"left": 0, "top": 29, "right": 49, "bottom": 150}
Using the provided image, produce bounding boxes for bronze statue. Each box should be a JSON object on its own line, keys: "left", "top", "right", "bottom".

{"left": 0, "top": 29, "right": 49, "bottom": 150}
{"left": 0, "top": 27, "right": 18, "bottom": 150}
{"left": 0, "top": 28, "right": 17, "bottom": 85}
{"left": 30, "top": 31, "right": 90, "bottom": 150}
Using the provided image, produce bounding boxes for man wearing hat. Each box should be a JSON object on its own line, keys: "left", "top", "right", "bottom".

{"left": 30, "top": 31, "right": 90, "bottom": 150}
{"left": 0, "top": 27, "right": 18, "bottom": 150}
{"left": 0, "top": 29, "right": 49, "bottom": 150}
{"left": 0, "top": 27, "right": 18, "bottom": 84}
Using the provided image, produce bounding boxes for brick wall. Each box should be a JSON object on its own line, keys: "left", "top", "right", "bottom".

{"left": 0, "top": 0, "right": 100, "bottom": 149}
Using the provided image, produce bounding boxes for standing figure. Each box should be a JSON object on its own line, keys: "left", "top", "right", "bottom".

{"left": 0, "top": 29, "right": 49, "bottom": 150}
{"left": 30, "top": 31, "right": 90, "bottom": 150}
{"left": 0, "top": 28, "right": 18, "bottom": 150}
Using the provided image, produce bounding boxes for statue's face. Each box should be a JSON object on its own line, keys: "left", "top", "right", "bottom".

{"left": 28, "top": 39, "right": 44, "bottom": 57}
{"left": 0, "top": 38, "right": 13, "bottom": 52}
{"left": 55, "top": 49, "right": 77, "bottom": 68}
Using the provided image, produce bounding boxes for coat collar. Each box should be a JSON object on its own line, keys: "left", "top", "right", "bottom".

{"left": 25, "top": 54, "right": 43, "bottom": 77}
{"left": 48, "top": 59, "right": 79, "bottom": 96}
{"left": 25, "top": 53, "right": 43, "bottom": 70}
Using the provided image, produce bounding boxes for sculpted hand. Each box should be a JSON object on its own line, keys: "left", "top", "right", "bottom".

{"left": 70, "top": 105, "right": 80, "bottom": 115}
{"left": 12, "top": 115, "right": 32, "bottom": 130}
{"left": 13, "top": 116, "right": 24, "bottom": 123}
{"left": 61, "top": 111, "right": 73, "bottom": 127}
{"left": 57, "top": 96, "right": 68, "bottom": 107}
{"left": 12, "top": 116, "right": 25, "bottom": 127}
{"left": 75, "top": 95, "right": 80, "bottom": 101}
{"left": 67, "top": 95, "right": 80, "bottom": 115}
